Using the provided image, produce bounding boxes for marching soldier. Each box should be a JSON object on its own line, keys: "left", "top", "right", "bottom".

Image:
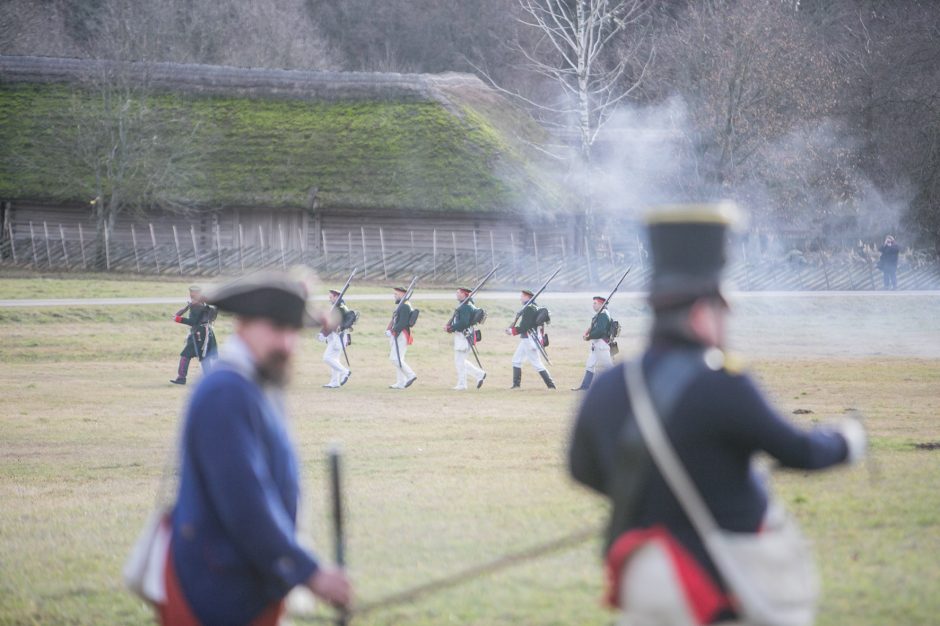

{"left": 568, "top": 204, "right": 866, "bottom": 625}
{"left": 445, "top": 287, "right": 486, "bottom": 390}
{"left": 317, "top": 289, "right": 351, "bottom": 388}
{"left": 572, "top": 296, "right": 614, "bottom": 390}
{"left": 505, "top": 288, "right": 555, "bottom": 389}
{"left": 387, "top": 286, "right": 417, "bottom": 389}
{"left": 170, "top": 285, "right": 218, "bottom": 385}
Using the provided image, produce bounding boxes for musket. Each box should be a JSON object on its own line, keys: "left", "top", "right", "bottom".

{"left": 585, "top": 266, "right": 632, "bottom": 337}
{"left": 328, "top": 444, "right": 348, "bottom": 626}
{"left": 330, "top": 268, "right": 358, "bottom": 368}
{"left": 389, "top": 276, "right": 418, "bottom": 369}
{"left": 447, "top": 264, "right": 500, "bottom": 326}
{"left": 508, "top": 266, "right": 561, "bottom": 365}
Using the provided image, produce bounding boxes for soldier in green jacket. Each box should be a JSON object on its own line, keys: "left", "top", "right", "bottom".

{"left": 445, "top": 287, "right": 486, "bottom": 390}
{"left": 505, "top": 288, "right": 555, "bottom": 389}
{"left": 317, "top": 289, "right": 351, "bottom": 388}
{"left": 387, "top": 286, "right": 417, "bottom": 389}
{"left": 170, "top": 285, "right": 218, "bottom": 385}
{"left": 572, "top": 296, "right": 614, "bottom": 390}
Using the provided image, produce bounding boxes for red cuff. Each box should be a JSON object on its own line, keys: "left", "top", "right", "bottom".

{"left": 510, "top": 327, "right": 520, "bottom": 336}
{"left": 174, "top": 315, "right": 183, "bottom": 323}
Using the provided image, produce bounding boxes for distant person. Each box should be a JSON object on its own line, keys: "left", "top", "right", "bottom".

{"left": 505, "top": 288, "right": 555, "bottom": 389}
{"left": 878, "top": 235, "right": 900, "bottom": 290}
{"left": 317, "top": 289, "right": 351, "bottom": 388}
{"left": 387, "top": 286, "right": 417, "bottom": 389}
{"left": 161, "top": 272, "right": 352, "bottom": 625}
{"left": 572, "top": 295, "right": 614, "bottom": 391}
{"left": 568, "top": 205, "right": 866, "bottom": 625}
{"left": 170, "top": 285, "right": 217, "bottom": 385}
{"left": 445, "top": 286, "right": 486, "bottom": 390}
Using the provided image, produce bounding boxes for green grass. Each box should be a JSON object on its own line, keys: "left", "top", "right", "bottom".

{"left": 0, "top": 81, "right": 563, "bottom": 213}
{"left": 0, "top": 277, "right": 939, "bottom": 625}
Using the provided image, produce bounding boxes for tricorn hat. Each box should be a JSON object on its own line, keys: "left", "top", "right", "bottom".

{"left": 646, "top": 203, "right": 738, "bottom": 310}
{"left": 206, "top": 271, "right": 316, "bottom": 328}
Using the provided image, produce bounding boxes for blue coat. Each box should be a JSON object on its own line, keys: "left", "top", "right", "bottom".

{"left": 170, "top": 346, "right": 319, "bottom": 624}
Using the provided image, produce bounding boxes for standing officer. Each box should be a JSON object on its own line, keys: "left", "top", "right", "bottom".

{"left": 161, "top": 271, "right": 352, "bottom": 625}
{"left": 505, "top": 288, "right": 555, "bottom": 389}
{"left": 170, "top": 285, "right": 218, "bottom": 385}
{"left": 387, "top": 286, "right": 417, "bottom": 389}
{"left": 445, "top": 286, "right": 486, "bottom": 390}
{"left": 572, "top": 295, "right": 614, "bottom": 391}
{"left": 568, "top": 205, "right": 866, "bottom": 625}
{"left": 318, "top": 289, "right": 351, "bottom": 388}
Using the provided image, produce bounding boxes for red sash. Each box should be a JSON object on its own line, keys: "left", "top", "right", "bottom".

{"left": 605, "top": 526, "right": 731, "bottom": 625}
{"left": 158, "top": 548, "right": 285, "bottom": 626}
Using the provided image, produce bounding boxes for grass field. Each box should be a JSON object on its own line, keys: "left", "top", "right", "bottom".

{"left": 1, "top": 273, "right": 939, "bottom": 625}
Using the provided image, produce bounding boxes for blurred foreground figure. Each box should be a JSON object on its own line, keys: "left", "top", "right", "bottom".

{"left": 161, "top": 272, "right": 352, "bottom": 625}
{"left": 568, "top": 205, "right": 865, "bottom": 626}
{"left": 170, "top": 285, "right": 218, "bottom": 385}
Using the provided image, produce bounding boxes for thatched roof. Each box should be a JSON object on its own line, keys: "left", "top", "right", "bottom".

{"left": 0, "top": 55, "right": 568, "bottom": 215}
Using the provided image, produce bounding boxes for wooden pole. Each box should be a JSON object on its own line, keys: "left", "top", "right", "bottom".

{"left": 7, "top": 223, "right": 17, "bottom": 264}
{"left": 258, "top": 225, "right": 265, "bottom": 267}
{"left": 43, "top": 221, "right": 53, "bottom": 268}
{"left": 379, "top": 227, "right": 388, "bottom": 280}
{"left": 560, "top": 235, "right": 566, "bottom": 260}
{"left": 238, "top": 223, "right": 245, "bottom": 272}
{"left": 297, "top": 227, "right": 305, "bottom": 266}
{"left": 190, "top": 224, "right": 200, "bottom": 271}
{"left": 28, "top": 221, "right": 37, "bottom": 267}
{"left": 172, "top": 225, "right": 183, "bottom": 274}
{"left": 432, "top": 229, "right": 438, "bottom": 280}
{"left": 149, "top": 223, "right": 159, "bottom": 273}
{"left": 452, "top": 231, "right": 459, "bottom": 281}
{"left": 131, "top": 224, "right": 140, "bottom": 273}
{"left": 360, "top": 227, "right": 368, "bottom": 280}
{"left": 489, "top": 230, "right": 496, "bottom": 270}
{"left": 347, "top": 232, "right": 353, "bottom": 273}
{"left": 584, "top": 235, "right": 593, "bottom": 284}
{"left": 532, "top": 231, "right": 540, "bottom": 283}
{"left": 473, "top": 230, "right": 479, "bottom": 275}
{"left": 215, "top": 223, "right": 223, "bottom": 275}
{"left": 58, "top": 224, "right": 69, "bottom": 269}
{"left": 410, "top": 231, "right": 415, "bottom": 254}
{"left": 510, "top": 231, "right": 518, "bottom": 283}
{"left": 278, "top": 223, "right": 286, "bottom": 270}
{"left": 104, "top": 226, "right": 111, "bottom": 271}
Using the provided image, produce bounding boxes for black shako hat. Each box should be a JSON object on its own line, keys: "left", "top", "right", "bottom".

{"left": 521, "top": 288, "right": 534, "bottom": 297}
{"left": 206, "top": 271, "right": 316, "bottom": 328}
{"left": 646, "top": 203, "right": 738, "bottom": 310}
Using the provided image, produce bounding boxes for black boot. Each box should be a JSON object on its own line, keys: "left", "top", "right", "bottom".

{"left": 539, "top": 370, "right": 556, "bottom": 389}
{"left": 571, "top": 370, "right": 594, "bottom": 391}
{"left": 511, "top": 366, "right": 522, "bottom": 389}
{"left": 171, "top": 357, "right": 190, "bottom": 385}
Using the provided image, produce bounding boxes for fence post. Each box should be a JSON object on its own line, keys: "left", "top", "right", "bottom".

{"left": 432, "top": 229, "right": 438, "bottom": 281}
{"left": 379, "top": 227, "right": 388, "bottom": 280}
{"left": 258, "top": 225, "right": 265, "bottom": 267}
{"left": 131, "top": 224, "right": 140, "bottom": 273}
{"left": 347, "top": 232, "right": 353, "bottom": 274}
{"left": 215, "top": 223, "right": 223, "bottom": 275}
{"left": 510, "top": 231, "right": 518, "bottom": 283}
{"left": 451, "top": 231, "right": 459, "bottom": 281}
{"left": 473, "top": 230, "right": 479, "bottom": 275}
{"left": 238, "top": 223, "right": 245, "bottom": 272}
{"left": 584, "top": 235, "right": 593, "bottom": 285}
{"left": 360, "top": 227, "right": 368, "bottom": 280}
{"left": 58, "top": 224, "right": 69, "bottom": 269}
{"left": 7, "top": 223, "right": 16, "bottom": 264}
{"left": 532, "top": 231, "right": 540, "bottom": 283}
{"left": 489, "top": 230, "right": 496, "bottom": 271}
{"left": 560, "top": 235, "right": 566, "bottom": 261}
{"left": 410, "top": 231, "right": 415, "bottom": 254}
{"left": 321, "top": 230, "right": 329, "bottom": 266}
{"left": 190, "top": 224, "right": 200, "bottom": 271}
{"left": 149, "top": 223, "right": 159, "bottom": 273}
{"left": 29, "top": 221, "right": 37, "bottom": 267}
{"left": 278, "top": 224, "right": 286, "bottom": 270}
{"left": 172, "top": 225, "right": 183, "bottom": 274}
{"left": 297, "top": 227, "right": 305, "bottom": 266}
{"left": 43, "top": 221, "right": 53, "bottom": 268}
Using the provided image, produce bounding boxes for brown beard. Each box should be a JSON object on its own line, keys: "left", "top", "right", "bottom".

{"left": 256, "top": 351, "right": 291, "bottom": 387}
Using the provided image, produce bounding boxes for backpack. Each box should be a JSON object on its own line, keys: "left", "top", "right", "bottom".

{"left": 535, "top": 306, "right": 551, "bottom": 326}
{"left": 408, "top": 308, "right": 420, "bottom": 328}
{"left": 341, "top": 309, "right": 359, "bottom": 330}
{"left": 609, "top": 319, "right": 621, "bottom": 339}
{"left": 469, "top": 307, "right": 487, "bottom": 325}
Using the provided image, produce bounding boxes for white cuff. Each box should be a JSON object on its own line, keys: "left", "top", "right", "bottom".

{"left": 835, "top": 418, "right": 867, "bottom": 464}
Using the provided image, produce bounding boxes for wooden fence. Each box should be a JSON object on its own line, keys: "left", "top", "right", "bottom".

{"left": 2, "top": 220, "right": 940, "bottom": 290}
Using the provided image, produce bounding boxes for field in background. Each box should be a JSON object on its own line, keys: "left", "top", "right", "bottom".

{"left": 1, "top": 274, "right": 939, "bottom": 625}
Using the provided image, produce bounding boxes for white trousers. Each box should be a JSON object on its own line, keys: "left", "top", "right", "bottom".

{"left": 388, "top": 333, "right": 416, "bottom": 386}
{"left": 322, "top": 332, "right": 349, "bottom": 385}
{"left": 453, "top": 333, "right": 484, "bottom": 388}
{"left": 511, "top": 336, "right": 546, "bottom": 372}
{"left": 585, "top": 338, "right": 613, "bottom": 373}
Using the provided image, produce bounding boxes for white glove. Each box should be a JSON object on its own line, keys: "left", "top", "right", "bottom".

{"left": 385, "top": 329, "right": 392, "bottom": 337}
{"left": 316, "top": 332, "right": 327, "bottom": 343}
{"left": 835, "top": 417, "right": 867, "bottom": 464}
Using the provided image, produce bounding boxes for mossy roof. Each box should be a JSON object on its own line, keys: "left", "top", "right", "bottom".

{"left": 0, "top": 56, "right": 569, "bottom": 215}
